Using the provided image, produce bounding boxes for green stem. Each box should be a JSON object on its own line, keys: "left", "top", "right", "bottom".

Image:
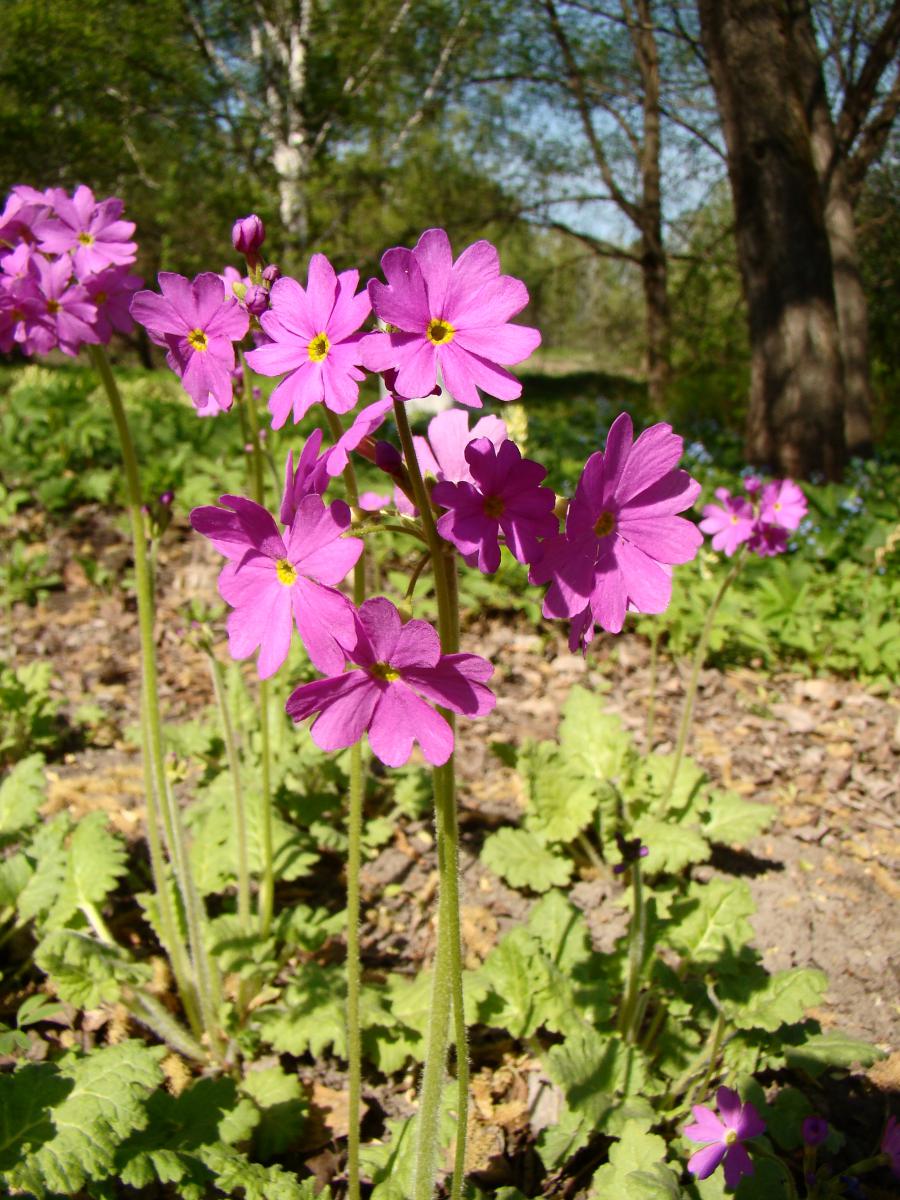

{"left": 394, "top": 401, "right": 468, "bottom": 1200}
{"left": 89, "top": 345, "right": 219, "bottom": 1054}
{"left": 646, "top": 623, "right": 659, "bottom": 747}
{"left": 207, "top": 651, "right": 251, "bottom": 933}
{"left": 617, "top": 859, "right": 647, "bottom": 1042}
{"left": 663, "top": 1008, "right": 727, "bottom": 1112}
{"left": 661, "top": 549, "right": 746, "bottom": 808}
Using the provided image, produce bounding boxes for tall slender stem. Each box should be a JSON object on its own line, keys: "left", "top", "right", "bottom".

{"left": 89, "top": 345, "right": 221, "bottom": 1054}
{"left": 661, "top": 549, "right": 746, "bottom": 807}
{"left": 646, "top": 623, "right": 659, "bottom": 747}
{"left": 207, "top": 651, "right": 251, "bottom": 932}
{"left": 239, "top": 357, "right": 275, "bottom": 938}
{"left": 394, "top": 400, "right": 468, "bottom": 1200}
{"left": 617, "top": 858, "right": 647, "bottom": 1042}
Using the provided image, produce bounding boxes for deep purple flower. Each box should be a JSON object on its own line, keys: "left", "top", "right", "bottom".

{"left": 190, "top": 493, "right": 362, "bottom": 679}
{"left": 361, "top": 228, "right": 541, "bottom": 408}
{"left": 530, "top": 413, "right": 702, "bottom": 649}
{"left": 83, "top": 265, "right": 143, "bottom": 343}
{"left": 285, "top": 596, "right": 495, "bottom": 767}
{"left": 246, "top": 255, "right": 371, "bottom": 428}
{"left": 760, "top": 479, "right": 806, "bottom": 531}
{"left": 748, "top": 522, "right": 789, "bottom": 557}
{"left": 131, "top": 272, "right": 249, "bottom": 415}
{"left": 433, "top": 438, "right": 558, "bottom": 573}
{"left": 612, "top": 832, "right": 649, "bottom": 874}
{"left": 33, "top": 255, "right": 99, "bottom": 356}
{"left": 699, "top": 487, "right": 754, "bottom": 557}
{"left": 232, "top": 214, "right": 266, "bottom": 258}
{"left": 801, "top": 1116, "right": 829, "bottom": 1148}
{"left": 0, "top": 271, "right": 45, "bottom": 355}
{"left": 35, "top": 185, "right": 137, "bottom": 279}
{"left": 685, "top": 1086, "right": 766, "bottom": 1189}
{"left": 882, "top": 1115, "right": 900, "bottom": 1179}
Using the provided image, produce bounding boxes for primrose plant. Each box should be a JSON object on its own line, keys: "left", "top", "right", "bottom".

{"left": 4, "top": 190, "right": 890, "bottom": 1200}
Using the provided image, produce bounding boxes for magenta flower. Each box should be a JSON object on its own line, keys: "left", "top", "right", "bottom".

{"left": 190, "top": 493, "right": 363, "bottom": 679}
{"left": 280, "top": 430, "right": 331, "bottom": 526}
{"left": 699, "top": 487, "right": 754, "bottom": 557}
{"left": 232, "top": 214, "right": 265, "bottom": 258}
{"left": 33, "top": 255, "right": 99, "bottom": 357}
{"left": 131, "top": 272, "right": 249, "bottom": 415}
{"left": 760, "top": 479, "right": 806, "bottom": 530}
{"left": 361, "top": 228, "right": 541, "bottom": 409}
{"left": 433, "top": 438, "right": 558, "bottom": 573}
{"left": 83, "top": 265, "right": 143, "bottom": 343}
{"left": 801, "top": 1116, "right": 829, "bottom": 1148}
{"left": 35, "top": 185, "right": 137, "bottom": 279}
{"left": 530, "top": 413, "right": 702, "bottom": 648}
{"left": 323, "top": 397, "right": 392, "bottom": 478}
{"left": 0, "top": 271, "right": 45, "bottom": 355}
{"left": 285, "top": 597, "right": 495, "bottom": 767}
{"left": 882, "top": 1115, "right": 900, "bottom": 1179}
{"left": 0, "top": 187, "right": 52, "bottom": 248}
{"left": 245, "top": 255, "right": 371, "bottom": 429}
{"left": 685, "top": 1086, "right": 766, "bottom": 1189}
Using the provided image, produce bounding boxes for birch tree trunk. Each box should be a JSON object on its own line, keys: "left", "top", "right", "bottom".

{"left": 698, "top": 0, "right": 847, "bottom": 479}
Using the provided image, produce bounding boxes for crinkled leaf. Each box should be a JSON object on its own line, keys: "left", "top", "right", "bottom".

{"left": 16, "top": 816, "right": 69, "bottom": 923}
{"left": 632, "top": 815, "right": 710, "bottom": 873}
{"left": 665, "top": 879, "right": 756, "bottom": 963}
{"left": 35, "top": 929, "right": 151, "bottom": 1008}
{"left": 257, "top": 963, "right": 346, "bottom": 1058}
{"left": 0, "top": 753, "right": 45, "bottom": 839}
{"left": 475, "top": 926, "right": 571, "bottom": 1038}
{"left": 703, "top": 790, "right": 773, "bottom": 845}
{"left": 545, "top": 1028, "right": 647, "bottom": 1125}
{"left": 720, "top": 968, "right": 828, "bottom": 1032}
{"left": 0, "top": 850, "right": 32, "bottom": 906}
{"left": 591, "top": 1122, "right": 681, "bottom": 1199}
{"left": 784, "top": 1030, "right": 884, "bottom": 1077}
{"left": 559, "top": 687, "right": 632, "bottom": 784}
{"left": 634, "top": 752, "right": 706, "bottom": 816}
{"left": 241, "top": 1067, "right": 307, "bottom": 1161}
{"left": 519, "top": 741, "right": 599, "bottom": 843}
{"left": 481, "top": 827, "right": 572, "bottom": 892}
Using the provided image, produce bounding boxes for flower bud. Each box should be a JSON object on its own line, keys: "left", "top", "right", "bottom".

{"left": 244, "top": 284, "right": 269, "bottom": 317}
{"left": 232, "top": 214, "right": 265, "bottom": 257}
{"left": 375, "top": 439, "right": 403, "bottom": 474}
{"left": 802, "top": 1116, "right": 829, "bottom": 1148}
{"left": 262, "top": 263, "right": 281, "bottom": 284}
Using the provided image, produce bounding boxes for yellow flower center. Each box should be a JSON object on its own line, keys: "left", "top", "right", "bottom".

{"left": 308, "top": 332, "right": 330, "bottom": 362}
{"left": 594, "top": 510, "right": 616, "bottom": 537}
{"left": 77, "top": 232, "right": 95, "bottom": 246}
{"left": 369, "top": 661, "right": 401, "bottom": 683}
{"left": 94, "top": 290, "right": 108, "bottom": 305}
{"left": 724, "top": 1130, "right": 739, "bottom": 1146}
{"left": 774, "top": 502, "right": 782, "bottom": 511}
{"left": 426, "top": 317, "right": 455, "bottom": 346}
{"left": 187, "top": 328, "right": 209, "bottom": 352}
{"left": 730, "top": 515, "right": 738, "bottom": 525}
{"left": 46, "top": 299, "right": 61, "bottom": 314}
{"left": 275, "top": 558, "right": 297, "bottom": 586}
{"left": 483, "top": 495, "right": 505, "bottom": 519}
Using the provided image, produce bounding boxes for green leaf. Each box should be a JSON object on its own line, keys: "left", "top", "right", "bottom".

{"left": 0, "top": 851, "right": 32, "bottom": 906}
{"left": 703, "top": 790, "right": 773, "bottom": 845}
{"left": 7, "top": 1041, "right": 164, "bottom": 1196}
{"left": 519, "top": 740, "right": 599, "bottom": 843}
{"left": 257, "top": 963, "right": 346, "bottom": 1058}
{"left": 636, "top": 752, "right": 706, "bottom": 815}
{"left": 0, "top": 753, "right": 45, "bottom": 839}
{"left": 784, "top": 1030, "right": 885, "bottom": 1077}
{"left": 481, "top": 827, "right": 572, "bottom": 892}
{"left": 546, "top": 1029, "right": 647, "bottom": 1126}
{"left": 559, "top": 687, "right": 632, "bottom": 784}
{"left": 475, "top": 926, "right": 571, "bottom": 1038}
{"left": 632, "top": 815, "right": 710, "bottom": 873}
{"left": 241, "top": 1067, "right": 307, "bottom": 1160}
{"left": 48, "top": 811, "right": 128, "bottom": 927}
{"left": 360, "top": 1083, "right": 457, "bottom": 1200}
{"left": 666, "top": 879, "right": 756, "bottom": 963}
{"left": 720, "top": 968, "right": 828, "bottom": 1032}
{"left": 591, "top": 1122, "right": 681, "bottom": 1198}
{"left": 525, "top": 889, "right": 593, "bottom": 974}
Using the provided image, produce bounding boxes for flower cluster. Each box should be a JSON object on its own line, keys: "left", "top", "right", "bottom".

{"left": 0, "top": 184, "right": 141, "bottom": 356}
{"left": 700, "top": 475, "right": 807, "bottom": 558}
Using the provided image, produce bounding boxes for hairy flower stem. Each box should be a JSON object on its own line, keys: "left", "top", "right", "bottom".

{"left": 326, "top": 408, "right": 368, "bottom": 1200}
{"left": 89, "top": 345, "right": 222, "bottom": 1055}
{"left": 661, "top": 549, "right": 746, "bottom": 808}
{"left": 617, "top": 858, "right": 647, "bottom": 1042}
{"left": 394, "top": 400, "right": 468, "bottom": 1200}
{"left": 240, "top": 357, "right": 275, "bottom": 937}
{"left": 207, "top": 651, "right": 251, "bottom": 934}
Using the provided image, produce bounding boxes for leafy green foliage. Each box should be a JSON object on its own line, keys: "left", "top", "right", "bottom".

{"left": 591, "top": 1122, "right": 682, "bottom": 1198}
{"left": 0, "top": 663, "right": 62, "bottom": 764}
{"left": 0, "top": 752, "right": 45, "bottom": 839}
{"left": 481, "top": 826, "right": 573, "bottom": 892}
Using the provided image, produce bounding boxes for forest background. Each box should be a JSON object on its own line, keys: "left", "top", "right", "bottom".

{"left": 2, "top": 0, "right": 898, "bottom": 477}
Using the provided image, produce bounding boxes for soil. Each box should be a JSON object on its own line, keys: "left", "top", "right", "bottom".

{"left": 3, "top": 505, "right": 899, "bottom": 1190}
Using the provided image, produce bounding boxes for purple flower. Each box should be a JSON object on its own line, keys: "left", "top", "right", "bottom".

{"left": 245, "top": 255, "right": 371, "bottom": 429}
{"left": 35, "top": 185, "right": 137, "bottom": 279}
{"left": 0, "top": 270, "right": 45, "bottom": 355}
{"left": 699, "top": 488, "right": 754, "bottom": 557}
{"left": 33, "top": 255, "right": 99, "bottom": 357}
{"left": 882, "top": 1115, "right": 900, "bottom": 1179}
{"left": 232, "top": 214, "right": 266, "bottom": 258}
{"left": 280, "top": 430, "right": 331, "bottom": 525}
{"left": 748, "top": 522, "right": 789, "bottom": 557}
{"left": 743, "top": 474, "right": 762, "bottom": 495}
{"left": 244, "top": 284, "right": 269, "bottom": 317}
{"left": 285, "top": 596, "right": 495, "bottom": 767}
{"left": 361, "top": 228, "right": 541, "bottom": 408}
{"left": 530, "top": 413, "right": 702, "bottom": 649}
{"left": 433, "top": 438, "right": 558, "bottom": 574}
{"left": 0, "top": 186, "right": 52, "bottom": 248}
{"left": 323, "top": 397, "right": 392, "bottom": 478}
{"left": 685, "top": 1086, "right": 766, "bottom": 1189}
{"left": 760, "top": 479, "right": 806, "bottom": 531}
{"left": 190, "top": 493, "right": 363, "bottom": 679}
{"left": 83, "top": 265, "right": 143, "bottom": 343}
{"left": 262, "top": 263, "right": 281, "bottom": 284}
{"left": 801, "top": 1116, "right": 829, "bottom": 1148}
{"left": 131, "top": 272, "right": 249, "bottom": 415}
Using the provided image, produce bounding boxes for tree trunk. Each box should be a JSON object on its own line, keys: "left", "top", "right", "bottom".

{"left": 640, "top": 235, "right": 671, "bottom": 414}
{"left": 786, "top": 1, "right": 873, "bottom": 457}
{"left": 698, "top": 0, "right": 846, "bottom": 480}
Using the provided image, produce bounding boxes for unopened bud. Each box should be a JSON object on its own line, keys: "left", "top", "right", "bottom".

{"left": 262, "top": 263, "right": 281, "bottom": 284}
{"left": 232, "top": 214, "right": 265, "bottom": 256}
{"left": 244, "top": 284, "right": 269, "bottom": 317}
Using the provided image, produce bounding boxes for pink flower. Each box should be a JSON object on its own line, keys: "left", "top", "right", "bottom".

{"left": 190, "top": 493, "right": 363, "bottom": 679}
{"left": 882, "top": 1115, "right": 900, "bottom": 1179}
{"left": 131, "top": 272, "right": 249, "bottom": 415}
{"left": 530, "top": 413, "right": 702, "bottom": 648}
{"left": 35, "top": 185, "right": 137, "bottom": 279}
{"left": 433, "top": 438, "right": 558, "bottom": 573}
{"left": 33, "top": 255, "right": 99, "bottom": 357}
{"left": 323, "top": 397, "right": 392, "bottom": 478}
{"left": 685, "top": 1086, "right": 766, "bottom": 1189}
{"left": 361, "top": 228, "right": 541, "bottom": 408}
{"left": 285, "top": 597, "right": 495, "bottom": 767}
{"left": 245, "top": 255, "right": 371, "bottom": 429}
{"left": 83, "top": 265, "right": 143, "bottom": 343}
{"left": 0, "top": 271, "right": 45, "bottom": 355}
{"left": 748, "top": 522, "right": 789, "bottom": 557}
{"left": 232, "top": 214, "right": 265, "bottom": 258}
{"left": 699, "top": 487, "right": 754, "bottom": 556}
{"left": 280, "top": 430, "right": 332, "bottom": 525}
{"left": 760, "top": 478, "right": 806, "bottom": 530}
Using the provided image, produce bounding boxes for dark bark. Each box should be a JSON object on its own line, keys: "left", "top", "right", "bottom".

{"left": 698, "top": 0, "right": 847, "bottom": 480}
